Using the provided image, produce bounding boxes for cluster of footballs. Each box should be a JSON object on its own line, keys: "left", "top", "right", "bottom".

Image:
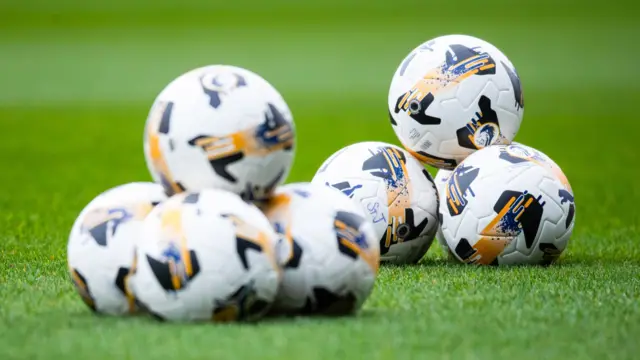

{"left": 67, "top": 34, "right": 576, "bottom": 322}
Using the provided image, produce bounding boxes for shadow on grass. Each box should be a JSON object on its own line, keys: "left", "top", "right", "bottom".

{"left": 141, "top": 310, "right": 386, "bottom": 328}
{"left": 400, "top": 251, "right": 640, "bottom": 269}
{"left": 415, "top": 258, "right": 640, "bottom": 270}
{"left": 552, "top": 255, "right": 640, "bottom": 266}
{"left": 63, "top": 305, "right": 388, "bottom": 328}
{"left": 379, "top": 256, "right": 459, "bottom": 269}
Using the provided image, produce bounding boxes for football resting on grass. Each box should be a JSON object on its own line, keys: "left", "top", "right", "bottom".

{"left": 67, "top": 182, "right": 166, "bottom": 315}
{"left": 312, "top": 142, "right": 439, "bottom": 264}
{"left": 440, "top": 143, "right": 575, "bottom": 265}
{"left": 262, "top": 182, "right": 379, "bottom": 316}
{"left": 129, "top": 189, "right": 281, "bottom": 322}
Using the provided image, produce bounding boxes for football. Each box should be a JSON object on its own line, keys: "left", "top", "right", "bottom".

{"left": 143, "top": 65, "right": 295, "bottom": 202}
{"left": 434, "top": 142, "right": 570, "bottom": 256}
{"left": 388, "top": 34, "right": 524, "bottom": 169}
{"left": 67, "top": 182, "right": 166, "bottom": 315}
{"left": 129, "top": 189, "right": 281, "bottom": 322}
{"left": 262, "top": 182, "right": 379, "bottom": 316}
{"left": 312, "top": 141, "right": 439, "bottom": 264}
{"left": 441, "top": 143, "right": 575, "bottom": 265}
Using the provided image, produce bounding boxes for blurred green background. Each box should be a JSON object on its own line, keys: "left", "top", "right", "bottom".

{"left": 1, "top": 1, "right": 638, "bottom": 359}
{"left": 1, "top": 0, "right": 638, "bottom": 222}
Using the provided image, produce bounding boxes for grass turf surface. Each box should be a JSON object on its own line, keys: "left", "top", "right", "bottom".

{"left": 1, "top": 1, "right": 639, "bottom": 359}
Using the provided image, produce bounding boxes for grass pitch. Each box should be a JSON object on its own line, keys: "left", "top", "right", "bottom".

{"left": 1, "top": 1, "right": 639, "bottom": 359}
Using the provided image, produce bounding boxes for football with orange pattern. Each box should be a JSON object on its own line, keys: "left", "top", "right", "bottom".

{"left": 312, "top": 142, "right": 439, "bottom": 264}
{"left": 129, "top": 188, "right": 281, "bottom": 322}
{"left": 67, "top": 182, "right": 166, "bottom": 315}
{"left": 262, "top": 182, "right": 379, "bottom": 316}
{"left": 441, "top": 143, "right": 575, "bottom": 265}
{"left": 143, "top": 65, "right": 295, "bottom": 202}
{"left": 388, "top": 35, "right": 524, "bottom": 169}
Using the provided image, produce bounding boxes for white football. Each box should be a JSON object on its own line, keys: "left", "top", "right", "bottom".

{"left": 441, "top": 143, "right": 575, "bottom": 265}
{"left": 388, "top": 34, "right": 524, "bottom": 169}
{"left": 312, "top": 141, "right": 439, "bottom": 264}
{"left": 263, "top": 182, "right": 379, "bottom": 316}
{"left": 67, "top": 182, "right": 166, "bottom": 315}
{"left": 144, "top": 65, "right": 295, "bottom": 202}
{"left": 129, "top": 189, "right": 281, "bottom": 322}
